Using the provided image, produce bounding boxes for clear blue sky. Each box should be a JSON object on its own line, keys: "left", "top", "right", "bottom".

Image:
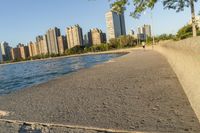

{"left": 0, "top": 0, "right": 199, "bottom": 47}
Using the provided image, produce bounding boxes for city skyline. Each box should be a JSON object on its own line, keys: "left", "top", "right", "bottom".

{"left": 0, "top": 0, "right": 199, "bottom": 46}
{"left": 0, "top": 4, "right": 130, "bottom": 62}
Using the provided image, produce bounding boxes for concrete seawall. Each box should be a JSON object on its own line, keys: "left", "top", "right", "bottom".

{"left": 155, "top": 37, "right": 200, "bottom": 122}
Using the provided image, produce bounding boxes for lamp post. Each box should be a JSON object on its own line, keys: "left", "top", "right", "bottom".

{"left": 151, "top": 11, "right": 155, "bottom": 49}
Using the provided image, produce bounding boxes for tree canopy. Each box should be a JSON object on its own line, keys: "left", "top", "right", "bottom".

{"left": 110, "top": 0, "right": 197, "bottom": 17}
{"left": 109, "top": 0, "right": 198, "bottom": 36}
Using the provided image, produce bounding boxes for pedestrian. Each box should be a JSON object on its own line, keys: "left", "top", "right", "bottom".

{"left": 142, "top": 42, "right": 146, "bottom": 50}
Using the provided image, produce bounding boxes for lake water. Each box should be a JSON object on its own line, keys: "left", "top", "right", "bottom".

{"left": 0, "top": 53, "right": 124, "bottom": 95}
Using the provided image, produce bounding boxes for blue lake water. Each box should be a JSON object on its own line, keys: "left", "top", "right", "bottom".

{"left": 0, "top": 53, "right": 124, "bottom": 95}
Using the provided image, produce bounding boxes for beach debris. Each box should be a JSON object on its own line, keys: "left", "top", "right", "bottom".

{"left": 0, "top": 110, "right": 9, "bottom": 117}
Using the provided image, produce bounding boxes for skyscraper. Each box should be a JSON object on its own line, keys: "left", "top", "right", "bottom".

{"left": 105, "top": 10, "right": 126, "bottom": 42}
{"left": 138, "top": 25, "right": 152, "bottom": 37}
{"left": 28, "top": 42, "right": 33, "bottom": 57}
{"left": 143, "top": 24, "right": 152, "bottom": 37}
{"left": 57, "top": 36, "right": 67, "bottom": 54}
{"left": 88, "top": 28, "right": 106, "bottom": 45}
{"left": 66, "top": 25, "right": 83, "bottom": 49}
{"left": 11, "top": 48, "right": 21, "bottom": 60}
{"left": 18, "top": 45, "right": 29, "bottom": 59}
{"left": 0, "top": 47, "right": 3, "bottom": 63}
{"left": 36, "top": 35, "right": 49, "bottom": 55}
{"left": 138, "top": 27, "right": 144, "bottom": 34}
{"left": 1, "top": 41, "right": 11, "bottom": 61}
{"left": 36, "top": 36, "right": 43, "bottom": 55}
{"left": 46, "top": 27, "right": 61, "bottom": 54}
{"left": 41, "top": 35, "right": 49, "bottom": 55}
{"left": 84, "top": 34, "right": 89, "bottom": 46}
{"left": 28, "top": 42, "right": 37, "bottom": 57}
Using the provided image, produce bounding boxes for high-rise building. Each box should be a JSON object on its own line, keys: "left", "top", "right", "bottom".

{"left": 18, "top": 45, "right": 29, "bottom": 59}
{"left": 57, "top": 36, "right": 67, "bottom": 54}
{"left": 1, "top": 41, "right": 11, "bottom": 61}
{"left": 46, "top": 27, "right": 61, "bottom": 54}
{"left": 0, "top": 47, "right": 3, "bottom": 63}
{"left": 84, "top": 34, "right": 89, "bottom": 46}
{"left": 137, "top": 27, "right": 144, "bottom": 34}
{"left": 28, "top": 42, "right": 33, "bottom": 57}
{"left": 41, "top": 35, "right": 49, "bottom": 55}
{"left": 102, "top": 33, "right": 107, "bottom": 43}
{"left": 16, "top": 43, "right": 29, "bottom": 59}
{"left": 88, "top": 28, "right": 106, "bottom": 45}
{"left": 11, "top": 48, "right": 21, "bottom": 60}
{"left": 35, "top": 35, "right": 49, "bottom": 55}
{"left": 66, "top": 25, "right": 83, "bottom": 49}
{"left": 143, "top": 25, "right": 151, "bottom": 37}
{"left": 28, "top": 42, "right": 37, "bottom": 57}
{"left": 138, "top": 25, "right": 151, "bottom": 37}
{"left": 105, "top": 10, "right": 126, "bottom": 42}
{"left": 36, "top": 36, "right": 43, "bottom": 55}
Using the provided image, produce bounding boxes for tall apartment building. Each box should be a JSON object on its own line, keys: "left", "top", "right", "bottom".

{"left": 28, "top": 42, "right": 33, "bottom": 57}
{"left": 84, "top": 34, "right": 89, "bottom": 46}
{"left": 19, "top": 45, "right": 29, "bottom": 59}
{"left": 66, "top": 25, "right": 83, "bottom": 49}
{"left": 102, "top": 33, "right": 107, "bottom": 43}
{"left": 57, "top": 36, "right": 67, "bottom": 54}
{"left": 0, "top": 47, "right": 3, "bottom": 63}
{"left": 88, "top": 28, "right": 106, "bottom": 45}
{"left": 138, "top": 27, "right": 144, "bottom": 34}
{"left": 46, "top": 27, "right": 61, "bottom": 54}
{"left": 41, "top": 35, "right": 49, "bottom": 55}
{"left": 28, "top": 42, "right": 37, "bottom": 57}
{"left": 1, "top": 41, "right": 11, "bottom": 61}
{"left": 105, "top": 10, "right": 126, "bottom": 42}
{"left": 138, "top": 25, "right": 151, "bottom": 37}
{"left": 143, "top": 25, "right": 151, "bottom": 37}
{"left": 11, "top": 48, "right": 21, "bottom": 60}
{"left": 36, "top": 36, "right": 43, "bottom": 55}
{"left": 35, "top": 35, "right": 48, "bottom": 55}
{"left": 16, "top": 43, "right": 29, "bottom": 59}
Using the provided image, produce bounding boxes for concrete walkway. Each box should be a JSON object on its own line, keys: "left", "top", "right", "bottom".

{"left": 0, "top": 50, "right": 199, "bottom": 132}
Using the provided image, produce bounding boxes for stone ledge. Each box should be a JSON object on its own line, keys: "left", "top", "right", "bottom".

{"left": 0, "top": 119, "right": 148, "bottom": 133}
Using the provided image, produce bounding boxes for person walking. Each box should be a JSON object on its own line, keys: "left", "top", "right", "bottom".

{"left": 142, "top": 42, "right": 146, "bottom": 50}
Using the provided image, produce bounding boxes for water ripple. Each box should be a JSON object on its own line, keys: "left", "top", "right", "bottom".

{"left": 0, "top": 54, "right": 123, "bottom": 95}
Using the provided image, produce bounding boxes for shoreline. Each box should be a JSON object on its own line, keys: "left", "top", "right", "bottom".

{"left": 0, "top": 47, "right": 140, "bottom": 66}
{"left": 0, "top": 49, "right": 199, "bottom": 132}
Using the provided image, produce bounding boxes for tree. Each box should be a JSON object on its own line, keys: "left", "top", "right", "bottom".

{"left": 155, "top": 34, "right": 175, "bottom": 41}
{"left": 176, "top": 24, "right": 193, "bottom": 39}
{"left": 109, "top": 0, "right": 197, "bottom": 36}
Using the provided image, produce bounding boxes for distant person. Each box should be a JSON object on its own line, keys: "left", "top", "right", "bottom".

{"left": 142, "top": 42, "right": 146, "bottom": 50}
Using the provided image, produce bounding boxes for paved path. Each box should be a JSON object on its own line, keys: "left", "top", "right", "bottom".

{"left": 0, "top": 50, "right": 199, "bottom": 132}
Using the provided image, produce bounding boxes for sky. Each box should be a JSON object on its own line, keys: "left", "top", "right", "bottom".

{"left": 0, "top": 0, "right": 199, "bottom": 47}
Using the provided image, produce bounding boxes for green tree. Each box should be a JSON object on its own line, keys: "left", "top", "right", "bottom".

{"left": 176, "top": 24, "right": 193, "bottom": 39}
{"left": 118, "top": 35, "right": 137, "bottom": 47}
{"left": 155, "top": 34, "right": 176, "bottom": 41}
{"left": 109, "top": 38, "right": 121, "bottom": 49}
{"left": 109, "top": 0, "right": 197, "bottom": 36}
